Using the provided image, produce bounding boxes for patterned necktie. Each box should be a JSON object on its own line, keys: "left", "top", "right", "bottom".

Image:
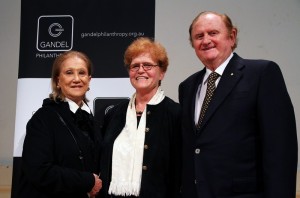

{"left": 197, "top": 72, "right": 220, "bottom": 128}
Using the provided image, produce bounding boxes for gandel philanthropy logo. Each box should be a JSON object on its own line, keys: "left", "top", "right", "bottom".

{"left": 36, "top": 15, "right": 74, "bottom": 52}
{"left": 48, "top": 23, "right": 64, "bottom": 37}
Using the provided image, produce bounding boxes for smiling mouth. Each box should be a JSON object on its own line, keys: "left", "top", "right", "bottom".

{"left": 136, "top": 76, "right": 149, "bottom": 80}
{"left": 202, "top": 46, "right": 214, "bottom": 51}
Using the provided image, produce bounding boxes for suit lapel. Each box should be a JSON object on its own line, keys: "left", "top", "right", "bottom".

{"left": 199, "top": 54, "right": 245, "bottom": 129}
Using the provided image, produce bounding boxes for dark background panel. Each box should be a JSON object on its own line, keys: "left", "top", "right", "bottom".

{"left": 93, "top": 97, "right": 129, "bottom": 126}
{"left": 18, "top": 0, "right": 155, "bottom": 78}
{"left": 11, "top": 157, "right": 21, "bottom": 198}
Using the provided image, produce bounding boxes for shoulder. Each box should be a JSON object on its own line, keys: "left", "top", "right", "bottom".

{"left": 180, "top": 69, "right": 204, "bottom": 87}
{"left": 162, "top": 96, "right": 181, "bottom": 115}
{"left": 25, "top": 105, "right": 58, "bottom": 137}
{"left": 29, "top": 99, "right": 68, "bottom": 123}
{"left": 30, "top": 106, "right": 55, "bottom": 121}
{"left": 163, "top": 96, "right": 180, "bottom": 107}
{"left": 233, "top": 53, "right": 280, "bottom": 70}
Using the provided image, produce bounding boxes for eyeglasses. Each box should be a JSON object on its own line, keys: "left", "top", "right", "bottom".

{"left": 129, "top": 62, "right": 159, "bottom": 72}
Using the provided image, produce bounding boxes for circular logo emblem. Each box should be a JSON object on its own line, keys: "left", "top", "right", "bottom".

{"left": 48, "top": 23, "right": 64, "bottom": 37}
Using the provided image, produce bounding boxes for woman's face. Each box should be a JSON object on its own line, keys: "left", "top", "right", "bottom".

{"left": 129, "top": 53, "right": 165, "bottom": 95}
{"left": 57, "top": 56, "right": 91, "bottom": 106}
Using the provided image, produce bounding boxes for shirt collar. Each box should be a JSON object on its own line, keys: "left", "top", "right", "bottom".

{"left": 203, "top": 53, "right": 234, "bottom": 84}
{"left": 65, "top": 98, "right": 91, "bottom": 114}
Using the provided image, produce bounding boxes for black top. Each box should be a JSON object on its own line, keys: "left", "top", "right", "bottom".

{"left": 17, "top": 98, "right": 102, "bottom": 198}
{"left": 100, "top": 97, "right": 182, "bottom": 198}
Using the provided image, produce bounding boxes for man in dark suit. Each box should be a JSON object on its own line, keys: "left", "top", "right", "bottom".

{"left": 179, "top": 11, "right": 298, "bottom": 198}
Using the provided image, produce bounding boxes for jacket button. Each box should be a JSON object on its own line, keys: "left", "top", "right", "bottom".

{"left": 142, "top": 166, "right": 148, "bottom": 170}
{"left": 195, "top": 148, "right": 200, "bottom": 154}
{"left": 145, "top": 127, "right": 150, "bottom": 132}
{"left": 144, "top": 145, "right": 149, "bottom": 149}
{"left": 147, "top": 111, "right": 151, "bottom": 115}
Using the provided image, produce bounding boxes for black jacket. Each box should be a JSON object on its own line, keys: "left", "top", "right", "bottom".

{"left": 100, "top": 97, "right": 182, "bottom": 198}
{"left": 17, "top": 98, "right": 102, "bottom": 198}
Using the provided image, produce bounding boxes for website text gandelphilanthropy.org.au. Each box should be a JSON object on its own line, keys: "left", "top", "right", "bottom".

{"left": 81, "top": 31, "right": 145, "bottom": 38}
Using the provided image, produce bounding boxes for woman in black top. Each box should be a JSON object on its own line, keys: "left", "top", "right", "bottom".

{"left": 100, "top": 37, "right": 182, "bottom": 198}
{"left": 17, "top": 51, "right": 102, "bottom": 198}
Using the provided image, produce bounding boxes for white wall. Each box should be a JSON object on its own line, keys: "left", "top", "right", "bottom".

{"left": 1, "top": 0, "right": 300, "bottom": 167}
{"left": 0, "top": 0, "right": 20, "bottom": 165}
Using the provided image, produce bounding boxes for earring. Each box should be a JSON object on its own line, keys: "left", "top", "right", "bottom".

{"left": 87, "top": 87, "right": 90, "bottom": 91}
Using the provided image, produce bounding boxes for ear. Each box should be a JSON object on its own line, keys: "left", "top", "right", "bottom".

{"left": 159, "top": 71, "right": 166, "bottom": 81}
{"left": 230, "top": 29, "right": 237, "bottom": 46}
{"left": 87, "top": 75, "right": 92, "bottom": 88}
{"left": 56, "top": 77, "right": 60, "bottom": 86}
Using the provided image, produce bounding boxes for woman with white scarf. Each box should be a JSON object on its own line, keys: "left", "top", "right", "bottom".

{"left": 99, "top": 37, "right": 182, "bottom": 198}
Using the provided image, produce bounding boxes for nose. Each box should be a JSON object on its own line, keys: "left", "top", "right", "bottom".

{"left": 73, "top": 73, "right": 80, "bottom": 81}
{"left": 202, "top": 35, "right": 211, "bottom": 44}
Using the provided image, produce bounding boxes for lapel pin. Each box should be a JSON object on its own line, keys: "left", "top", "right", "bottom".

{"left": 230, "top": 73, "right": 234, "bottom": 76}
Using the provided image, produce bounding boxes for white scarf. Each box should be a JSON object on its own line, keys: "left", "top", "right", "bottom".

{"left": 108, "top": 87, "right": 165, "bottom": 196}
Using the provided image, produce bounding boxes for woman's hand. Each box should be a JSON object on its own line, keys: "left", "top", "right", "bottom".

{"left": 88, "top": 173, "right": 102, "bottom": 197}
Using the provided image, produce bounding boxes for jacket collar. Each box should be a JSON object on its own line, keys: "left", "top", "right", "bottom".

{"left": 198, "top": 53, "right": 245, "bottom": 131}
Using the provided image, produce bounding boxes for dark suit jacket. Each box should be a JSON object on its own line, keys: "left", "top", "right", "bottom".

{"left": 100, "top": 97, "right": 182, "bottom": 198}
{"left": 17, "top": 98, "right": 102, "bottom": 198}
{"left": 179, "top": 53, "right": 297, "bottom": 198}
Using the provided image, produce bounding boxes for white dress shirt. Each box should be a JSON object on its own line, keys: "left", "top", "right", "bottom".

{"left": 65, "top": 98, "right": 92, "bottom": 114}
{"left": 194, "top": 53, "right": 233, "bottom": 124}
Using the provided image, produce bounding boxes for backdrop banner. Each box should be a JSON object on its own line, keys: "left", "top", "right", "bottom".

{"left": 11, "top": 0, "right": 155, "bottom": 197}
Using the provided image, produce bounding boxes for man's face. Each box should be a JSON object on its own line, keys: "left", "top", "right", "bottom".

{"left": 191, "top": 13, "right": 236, "bottom": 70}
